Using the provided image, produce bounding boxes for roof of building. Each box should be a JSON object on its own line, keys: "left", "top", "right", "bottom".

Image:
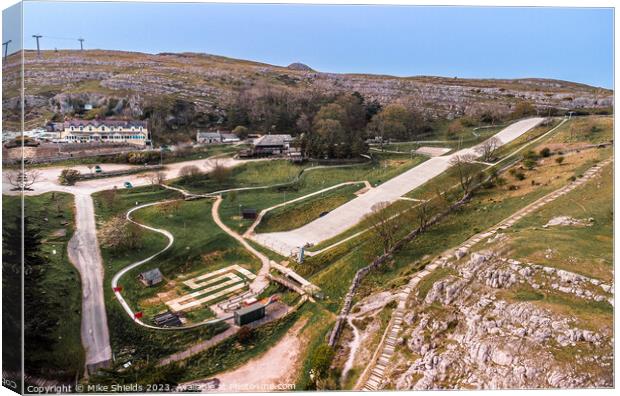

{"left": 221, "top": 133, "right": 240, "bottom": 140}
{"left": 253, "top": 134, "right": 293, "bottom": 147}
{"left": 235, "top": 302, "right": 265, "bottom": 316}
{"left": 197, "top": 131, "right": 222, "bottom": 139}
{"left": 153, "top": 312, "right": 182, "bottom": 327}
{"left": 64, "top": 119, "right": 147, "bottom": 128}
{"left": 139, "top": 268, "right": 163, "bottom": 282}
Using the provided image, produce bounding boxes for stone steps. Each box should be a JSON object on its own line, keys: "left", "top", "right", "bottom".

{"left": 360, "top": 157, "right": 612, "bottom": 391}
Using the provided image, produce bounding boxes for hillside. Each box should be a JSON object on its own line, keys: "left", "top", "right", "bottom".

{"left": 2, "top": 50, "right": 613, "bottom": 133}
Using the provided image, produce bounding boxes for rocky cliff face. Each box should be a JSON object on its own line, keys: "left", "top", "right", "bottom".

{"left": 389, "top": 250, "right": 613, "bottom": 390}
{"left": 2, "top": 50, "right": 613, "bottom": 129}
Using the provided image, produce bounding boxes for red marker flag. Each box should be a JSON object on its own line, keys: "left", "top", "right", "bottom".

{"left": 134, "top": 312, "right": 143, "bottom": 320}
{"left": 113, "top": 286, "right": 123, "bottom": 292}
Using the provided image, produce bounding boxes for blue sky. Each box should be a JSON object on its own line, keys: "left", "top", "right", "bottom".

{"left": 4, "top": 2, "right": 614, "bottom": 88}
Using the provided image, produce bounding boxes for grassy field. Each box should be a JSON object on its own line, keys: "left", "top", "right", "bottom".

{"left": 3, "top": 192, "right": 85, "bottom": 381}
{"left": 505, "top": 161, "right": 613, "bottom": 282}
{"left": 123, "top": 199, "right": 262, "bottom": 323}
{"left": 92, "top": 187, "right": 232, "bottom": 367}
{"left": 255, "top": 183, "right": 364, "bottom": 233}
{"left": 217, "top": 158, "right": 424, "bottom": 234}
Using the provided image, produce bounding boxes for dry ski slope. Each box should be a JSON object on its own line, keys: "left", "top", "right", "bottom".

{"left": 253, "top": 118, "right": 544, "bottom": 256}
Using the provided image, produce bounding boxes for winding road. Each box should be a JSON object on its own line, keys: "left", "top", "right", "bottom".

{"left": 2, "top": 156, "right": 252, "bottom": 371}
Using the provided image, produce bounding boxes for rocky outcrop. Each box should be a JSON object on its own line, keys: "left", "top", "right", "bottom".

{"left": 4, "top": 50, "right": 613, "bottom": 127}
{"left": 392, "top": 253, "right": 613, "bottom": 390}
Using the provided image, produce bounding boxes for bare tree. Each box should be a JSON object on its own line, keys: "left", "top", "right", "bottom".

{"left": 98, "top": 215, "right": 144, "bottom": 251}
{"left": 475, "top": 137, "right": 500, "bottom": 162}
{"left": 415, "top": 199, "right": 435, "bottom": 230}
{"left": 148, "top": 171, "right": 167, "bottom": 187}
{"left": 210, "top": 160, "right": 231, "bottom": 184}
{"left": 178, "top": 165, "right": 202, "bottom": 183}
{"left": 365, "top": 201, "right": 399, "bottom": 254}
{"left": 6, "top": 169, "right": 41, "bottom": 191}
{"left": 449, "top": 154, "right": 478, "bottom": 194}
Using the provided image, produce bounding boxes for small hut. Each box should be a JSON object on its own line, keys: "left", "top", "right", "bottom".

{"left": 138, "top": 268, "right": 163, "bottom": 287}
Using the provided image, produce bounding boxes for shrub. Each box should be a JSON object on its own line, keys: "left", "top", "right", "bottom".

{"left": 555, "top": 156, "right": 565, "bottom": 165}
{"left": 514, "top": 172, "right": 526, "bottom": 181}
{"left": 58, "top": 168, "right": 80, "bottom": 185}
{"left": 539, "top": 147, "right": 551, "bottom": 157}
{"left": 178, "top": 165, "right": 203, "bottom": 183}
{"left": 523, "top": 159, "right": 537, "bottom": 170}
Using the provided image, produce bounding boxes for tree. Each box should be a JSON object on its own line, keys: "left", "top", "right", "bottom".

{"left": 369, "top": 103, "right": 414, "bottom": 140}
{"left": 475, "top": 137, "right": 500, "bottom": 162}
{"left": 232, "top": 125, "right": 249, "bottom": 140}
{"left": 449, "top": 154, "right": 478, "bottom": 194}
{"left": 415, "top": 200, "right": 435, "bottom": 230}
{"left": 365, "top": 202, "right": 399, "bottom": 254}
{"left": 237, "top": 326, "right": 255, "bottom": 344}
{"left": 511, "top": 101, "right": 536, "bottom": 118}
{"left": 210, "top": 161, "right": 232, "bottom": 184}
{"left": 98, "top": 216, "right": 144, "bottom": 251}
{"left": 148, "top": 171, "right": 166, "bottom": 188}
{"left": 58, "top": 168, "right": 80, "bottom": 186}
{"left": 6, "top": 169, "right": 41, "bottom": 191}
{"left": 178, "top": 165, "right": 202, "bottom": 183}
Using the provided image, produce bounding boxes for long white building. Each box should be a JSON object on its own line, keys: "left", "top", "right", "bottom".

{"left": 60, "top": 120, "right": 149, "bottom": 146}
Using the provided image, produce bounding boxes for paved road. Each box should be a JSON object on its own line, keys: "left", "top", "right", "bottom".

{"left": 253, "top": 118, "right": 544, "bottom": 256}
{"left": 68, "top": 192, "right": 113, "bottom": 372}
{"left": 2, "top": 156, "right": 251, "bottom": 371}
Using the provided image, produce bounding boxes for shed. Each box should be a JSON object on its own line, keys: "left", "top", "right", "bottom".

{"left": 242, "top": 208, "right": 258, "bottom": 220}
{"left": 234, "top": 303, "right": 265, "bottom": 326}
{"left": 153, "top": 311, "right": 182, "bottom": 327}
{"left": 138, "top": 268, "right": 163, "bottom": 287}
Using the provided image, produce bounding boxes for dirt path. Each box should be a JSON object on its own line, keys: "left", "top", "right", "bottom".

{"left": 182, "top": 318, "right": 307, "bottom": 392}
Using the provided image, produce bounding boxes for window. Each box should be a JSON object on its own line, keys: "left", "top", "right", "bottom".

{"left": 70, "top": 126, "right": 74, "bottom": 131}
{"left": 79, "top": 126, "right": 83, "bottom": 131}
{"left": 88, "top": 127, "right": 93, "bottom": 131}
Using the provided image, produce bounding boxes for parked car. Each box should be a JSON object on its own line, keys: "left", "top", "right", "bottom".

{"left": 94, "top": 165, "right": 103, "bottom": 173}
{"left": 124, "top": 181, "right": 133, "bottom": 189}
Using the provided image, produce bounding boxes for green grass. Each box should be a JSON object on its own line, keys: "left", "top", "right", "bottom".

{"left": 3, "top": 192, "right": 85, "bottom": 381}
{"left": 110, "top": 199, "right": 261, "bottom": 325}
{"left": 544, "top": 116, "right": 613, "bottom": 145}
{"left": 217, "top": 158, "right": 424, "bottom": 234}
{"left": 92, "top": 188, "right": 233, "bottom": 366}
{"left": 506, "top": 161, "right": 613, "bottom": 282}
{"left": 256, "top": 183, "right": 364, "bottom": 233}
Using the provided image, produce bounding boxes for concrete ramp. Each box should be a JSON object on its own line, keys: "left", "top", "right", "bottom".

{"left": 253, "top": 118, "right": 544, "bottom": 256}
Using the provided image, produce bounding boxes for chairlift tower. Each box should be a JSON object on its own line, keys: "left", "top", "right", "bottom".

{"left": 2, "top": 39, "right": 11, "bottom": 60}
{"left": 32, "top": 34, "right": 42, "bottom": 57}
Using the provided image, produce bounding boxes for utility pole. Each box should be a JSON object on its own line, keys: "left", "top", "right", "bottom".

{"left": 2, "top": 39, "right": 11, "bottom": 60}
{"left": 32, "top": 34, "right": 42, "bottom": 57}
{"left": 78, "top": 38, "right": 84, "bottom": 51}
